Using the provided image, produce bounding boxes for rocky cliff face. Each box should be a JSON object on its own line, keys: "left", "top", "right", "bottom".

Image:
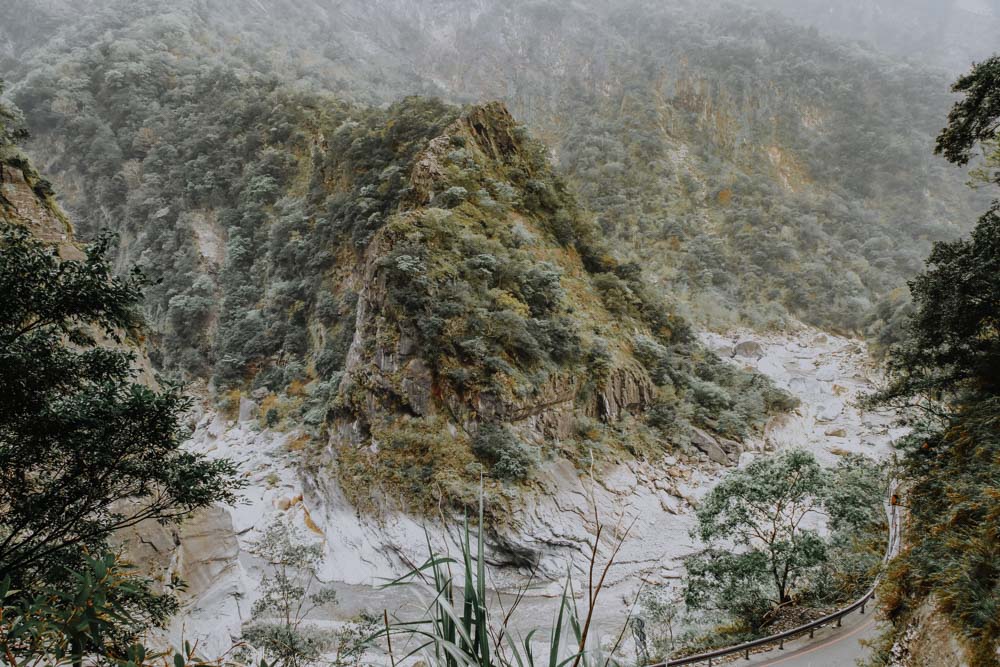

{"left": 0, "top": 159, "right": 75, "bottom": 257}
{"left": 304, "top": 100, "right": 789, "bottom": 529}
{"left": 885, "top": 598, "right": 969, "bottom": 667}
{"left": 336, "top": 103, "right": 656, "bottom": 448}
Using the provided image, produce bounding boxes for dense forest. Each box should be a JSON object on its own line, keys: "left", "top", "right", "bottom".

{"left": 1, "top": 0, "right": 991, "bottom": 350}
{"left": 867, "top": 56, "right": 1000, "bottom": 666}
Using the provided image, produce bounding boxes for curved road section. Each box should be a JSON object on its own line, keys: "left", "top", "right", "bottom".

{"left": 743, "top": 607, "right": 879, "bottom": 666}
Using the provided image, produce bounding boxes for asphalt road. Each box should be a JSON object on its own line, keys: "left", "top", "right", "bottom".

{"left": 740, "top": 607, "right": 880, "bottom": 667}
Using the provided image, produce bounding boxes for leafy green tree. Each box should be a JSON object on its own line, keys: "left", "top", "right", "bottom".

{"left": 1, "top": 553, "right": 258, "bottom": 667}
{"left": 0, "top": 221, "right": 241, "bottom": 655}
{"left": 935, "top": 56, "right": 1000, "bottom": 175}
{"left": 1, "top": 554, "right": 141, "bottom": 667}
{"left": 874, "top": 56, "right": 1000, "bottom": 405}
{"left": 684, "top": 450, "right": 885, "bottom": 631}
{"left": 239, "top": 520, "right": 339, "bottom": 667}
{"left": 685, "top": 450, "right": 828, "bottom": 629}
{"left": 0, "top": 80, "right": 28, "bottom": 154}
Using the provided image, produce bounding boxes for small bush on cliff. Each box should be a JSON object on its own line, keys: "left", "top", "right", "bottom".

{"left": 0, "top": 81, "right": 29, "bottom": 160}
{"left": 472, "top": 423, "right": 539, "bottom": 481}
{"left": 239, "top": 520, "right": 340, "bottom": 667}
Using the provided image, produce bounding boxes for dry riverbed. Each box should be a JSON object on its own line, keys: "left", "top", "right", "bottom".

{"left": 163, "top": 326, "right": 902, "bottom": 660}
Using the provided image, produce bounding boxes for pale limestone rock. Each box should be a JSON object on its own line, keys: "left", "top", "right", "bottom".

{"left": 816, "top": 365, "right": 838, "bottom": 382}
{"left": 816, "top": 398, "right": 844, "bottom": 422}
{"left": 238, "top": 396, "right": 258, "bottom": 422}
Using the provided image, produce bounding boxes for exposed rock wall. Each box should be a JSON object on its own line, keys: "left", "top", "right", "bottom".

{"left": 887, "top": 598, "right": 969, "bottom": 667}
{"left": 0, "top": 161, "right": 77, "bottom": 258}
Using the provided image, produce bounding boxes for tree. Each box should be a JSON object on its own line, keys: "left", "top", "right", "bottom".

{"left": 689, "top": 450, "right": 828, "bottom": 606}
{"left": 1, "top": 554, "right": 142, "bottom": 667}
{"left": 684, "top": 450, "right": 885, "bottom": 631}
{"left": 874, "top": 56, "right": 1000, "bottom": 404}
{"left": 935, "top": 56, "right": 1000, "bottom": 172}
{"left": 0, "top": 221, "right": 241, "bottom": 651}
{"left": 0, "top": 80, "right": 29, "bottom": 154}
{"left": 239, "top": 520, "right": 339, "bottom": 667}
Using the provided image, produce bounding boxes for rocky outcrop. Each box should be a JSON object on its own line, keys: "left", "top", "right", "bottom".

{"left": 335, "top": 105, "right": 657, "bottom": 451}
{"left": 592, "top": 362, "right": 655, "bottom": 422}
{"left": 111, "top": 482, "right": 246, "bottom": 656}
{"left": 119, "top": 506, "right": 241, "bottom": 600}
{"left": 0, "top": 160, "right": 78, "bottom": 258}
{"left": 336, "top": 220, "right": 438, "bottom": 427}
{"left": 691, "top": 427, "right": 729, "bottom": 465}
{"left": 464, "top": 102, "right": 521, "bottom": 163}
{"left": 887, "top": 598, "right": 968, "bottom": 667}
{"left": 733, "top": 340, "right": 764, "bottom": 359}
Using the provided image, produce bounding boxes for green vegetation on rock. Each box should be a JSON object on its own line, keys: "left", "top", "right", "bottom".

{"left": 869, "top": 55, "right": 1000, "bottom": 667}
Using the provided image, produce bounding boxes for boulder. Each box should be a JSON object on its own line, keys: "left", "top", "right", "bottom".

{"left": 732, "top": 340, "right": 764, "bottom": 359}
{"left": 238, "top": 396, "right": 258, "bottom": 422}
{"left": 718, "top": 437, "right": 744, "bottom": 463}
{"left": 825, "top": 427, "right": 847, "bottom": 438}
{"left": 816, "top": 398, "right": 844, "bottom": 422}
{"left": 690, "top": 427, "right": 728, "bottom": 465}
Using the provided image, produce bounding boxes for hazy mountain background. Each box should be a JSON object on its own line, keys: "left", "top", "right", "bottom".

{"left": 2, "top": 0, "right": 994, "bottom": 361}
{"left": 752, "top": 0, "right": 999, "bottom": 72}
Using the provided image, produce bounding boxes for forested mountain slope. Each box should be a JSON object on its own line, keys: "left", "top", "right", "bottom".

{"left": 2, "top": 0, "right": 988, "bottom": 343}
{"left": 749, "top": 0, "right": 1000, "bottom": 73}
{"left": 5, "top": 70, "right": 796, "bottom": 518}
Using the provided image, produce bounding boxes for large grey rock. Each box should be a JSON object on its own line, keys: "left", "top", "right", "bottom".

{"left": 816, "top": 398, "right": 844, "bottom": 422}
{"left": 733, "top": 340, "right": 764, "bottom": 359}
{"left": 119, "top": 505, "right": 241, "bottom": 599}
{"left": 690, "top": 427, "right": 728, "bottom": 465}
{"left": 238, "top": 396, "right": 258, "bottom": 422}
{"left": 718, "top": 437, "right": 744, "bottom": 463}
